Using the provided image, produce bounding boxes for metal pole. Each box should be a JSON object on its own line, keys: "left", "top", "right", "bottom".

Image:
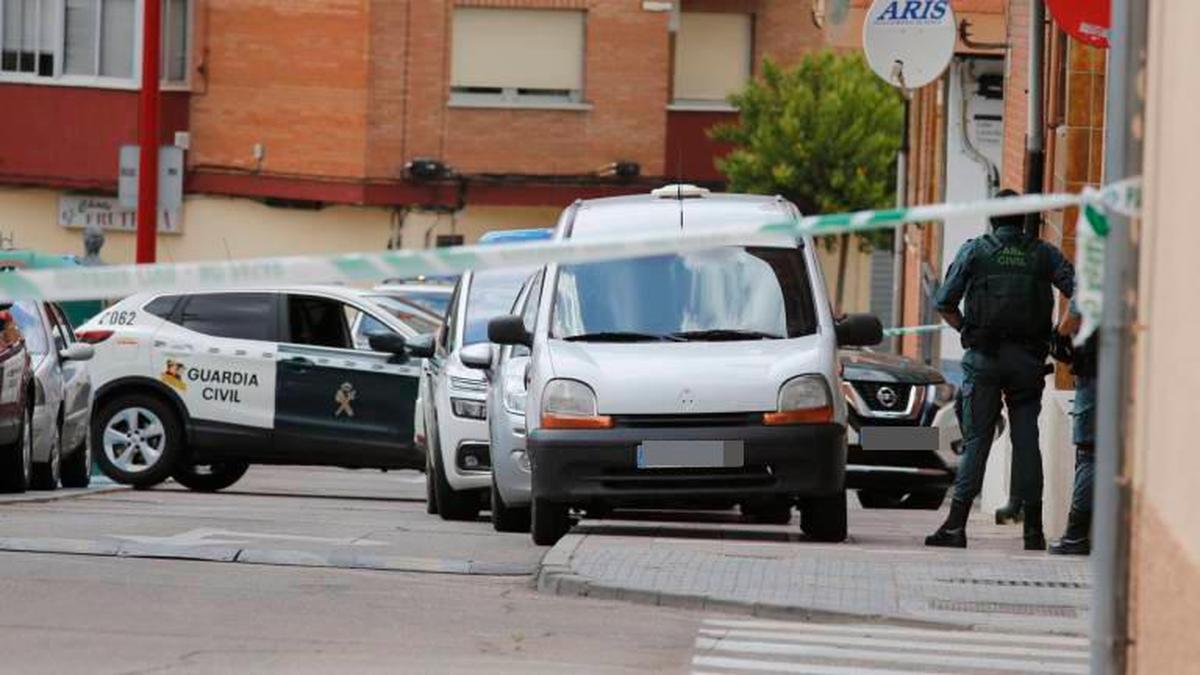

{"left": 1091, "top": 0, "right": 1146, "bottom": 672}
{"left": 136, "top": 0, "right": 162, "bottom": 264}
{"left": 892, "top": 95, "right": 910, "bottom": 353}
{"left": 1025, "top": 1, "right": 1045, "bottom": 210}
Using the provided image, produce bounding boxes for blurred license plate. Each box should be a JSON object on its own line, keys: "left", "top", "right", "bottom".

{"left": 860, "top": 427, "right": 939, "bottom": 451}
{"left": 636, "top": 440, "right": 745, "bottom": 469}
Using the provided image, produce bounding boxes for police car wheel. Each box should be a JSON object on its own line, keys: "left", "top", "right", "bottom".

{"left": 59, "top": 439, "right": 91, "bottom": 489}
{"left": 800, "top": 490, "right": 848, "bottom": 543}
{"left": 490, "top": 477, "right": 531, "bottom": 533}
{"left": 93, "top": 394, "right": 182, "bottom": 488}
{"left": 530, "top": 497, "right": 571, "bottom": 546}
{"left": 432, "top": 446, "right": 480, "bottom": 521}
{"left": 172, "top": 462, "right": 249, "bottom": 493}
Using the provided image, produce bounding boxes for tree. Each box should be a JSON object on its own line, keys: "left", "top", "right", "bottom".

{"left": 712, "top": 53, "right": 904, "bottom": 313}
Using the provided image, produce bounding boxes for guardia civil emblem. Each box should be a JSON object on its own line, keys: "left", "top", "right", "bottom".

{"left": 334, "top": 382, "right": 357, "bottom": 417}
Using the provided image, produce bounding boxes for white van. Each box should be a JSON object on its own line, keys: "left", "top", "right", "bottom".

{"left": 481, "top": 186, "right": 883, "bottom": 545}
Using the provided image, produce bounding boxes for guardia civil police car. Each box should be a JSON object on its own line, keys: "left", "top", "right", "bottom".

{"left": 78, "top": 287, "right": 431, "bottom": 490}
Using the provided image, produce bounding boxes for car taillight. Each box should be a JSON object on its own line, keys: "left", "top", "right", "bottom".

{"left": 76, "top": 329, "right": 115, "bottom": 344}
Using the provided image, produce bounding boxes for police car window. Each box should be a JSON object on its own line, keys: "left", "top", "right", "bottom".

{"left": 180, "top": 293, "right": 277, "bottom": 342}
{"left": 287, "top": 295, "right": 353, "bottom": 350}
{"left": 144, "top": 295, "right": 183, "bottom": 319}
{"left": 10, "top": 302, "right": 47, "bottom": 355}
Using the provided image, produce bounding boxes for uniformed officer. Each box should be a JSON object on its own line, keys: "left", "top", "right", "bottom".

{"left": 1049, "top": 308, "right": 1096, "bottom": 555}
{"left": 926, "top": 189, "right": 1075, "bottom": 549}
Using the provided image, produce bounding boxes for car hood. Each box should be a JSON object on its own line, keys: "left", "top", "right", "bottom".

{"left": 840, "top": 348, "right": 944, "bottom": 384}
{"left": 546, "top": 335, "right": 833, "bottom": 415}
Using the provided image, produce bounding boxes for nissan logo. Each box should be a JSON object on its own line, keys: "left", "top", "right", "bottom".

{"left": 876, "top": 386, "right": 899, "bottom": 408}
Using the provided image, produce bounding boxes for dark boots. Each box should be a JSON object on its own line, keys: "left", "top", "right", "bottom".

{"left": 994, "top": 497, "right": 1024, "bottom": 524}
{"left": 925, "top": 499, "right": 971, "bottom": 548}
{"left": 1049, "top": 509, "right": 1092, "bottom": 555}
{"left": 1022, "top": 501, "right": 1046, "bottom": 551}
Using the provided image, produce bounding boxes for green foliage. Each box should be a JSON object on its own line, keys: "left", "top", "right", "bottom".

{"left": 712, "top": 53, "right": 904, "bottom": 251}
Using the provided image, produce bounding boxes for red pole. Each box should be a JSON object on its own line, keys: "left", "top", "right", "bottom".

{"left": 136, "top": 0, "right": 161, "bottom": 264}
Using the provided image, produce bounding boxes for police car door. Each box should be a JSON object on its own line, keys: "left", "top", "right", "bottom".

{"left": 275, "top": 293, "right": 419, "bottom": 466}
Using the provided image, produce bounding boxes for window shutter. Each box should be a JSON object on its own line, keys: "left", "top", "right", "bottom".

{"left": 452, "top": 8, "right": 584, "bottom": 92}
{"left": 99, "top": 0, "right": 133, "bottom": 78}
{"left": 673, "top": 13, "right": 752, "bottom": 102}
{"left": 63, "top": 0, "right": 95, "bottom": 74}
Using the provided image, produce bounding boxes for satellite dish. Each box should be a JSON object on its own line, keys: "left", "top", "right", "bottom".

{"left": 862, "top": 0, "right": 957, "bottom": 90}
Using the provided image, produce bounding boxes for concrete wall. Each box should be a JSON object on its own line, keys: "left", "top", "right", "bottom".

{"left": 1127, "top": 2, "right": 1200, "bottom": 670}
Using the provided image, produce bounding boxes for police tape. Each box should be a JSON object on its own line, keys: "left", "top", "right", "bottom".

{"left": 881, "top": 324, "right": 949, "bottom": 337}
{"left": 0, "top": 178, "right": 1141, "bottom": 303}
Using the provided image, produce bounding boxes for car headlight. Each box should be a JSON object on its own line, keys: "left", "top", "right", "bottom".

{"left": 502, "top": 369, "right": 526, "bottom": 416}
{"left": 540, "top": 379, "right": 611, "bottom": 429}
{"left": 451, "top": 397, "right": 487, "bottom": 420}
{"left": 763, "top": 375, "right": 834, "bottom": 425}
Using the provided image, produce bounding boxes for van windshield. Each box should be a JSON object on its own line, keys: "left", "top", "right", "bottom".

{"left": 551, "top": 246, "right": 818, "bottom": 342}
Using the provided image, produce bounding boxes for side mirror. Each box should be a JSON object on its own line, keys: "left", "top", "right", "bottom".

{"left": 488, "top": 315, "right": 532, "bottom": 348}
{"left": 835, "top": 314, "right": 883, "bottom": 347}
{"left": 405, "top": 333, "right": 436, "bottom": 359}
{"left": 60, "top": 343, "right": 95, "bottom": 361}
{"left": 459, "top": 343, "right": 493, "bottom": 370}
{"left": 367, "top": 332, "right": 408, "bottom": 355}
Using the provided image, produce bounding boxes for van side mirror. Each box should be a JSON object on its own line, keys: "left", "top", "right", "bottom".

{"left": 405, "top": 333, "right": 436, "bottom": 358}
{"left": 835, "top": 314, "right": 883, "bottom": 347}
{"left": 459, "top": 343, "right": 493, "bottom": 370}
{"left": 488, "top": 315, "right": 532, "bottom": 348}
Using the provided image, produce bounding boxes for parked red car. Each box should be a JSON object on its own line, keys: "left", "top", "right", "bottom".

{"left": 0, "top": 305, "right": 35, "bottom": 492}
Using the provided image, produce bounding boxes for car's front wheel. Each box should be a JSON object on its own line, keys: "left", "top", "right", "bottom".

{"left": 60, "top": 438, "right": 91, "bottom": 489}
{"left": 530, "top": 497, "right": 571, "bottom": 546}
{"left": 93, "top": 394, "right": 181, "bottom": 488}
{"left": 172, "top": 462, "right": 249, "bottom": 492}
{"left": 800, "top": 490, "right": 848, "bottom": 542}
{"left": 0, "top": 407, "right": 33, "bottom": 493}
{"left": 430, "top": 434, "right": 479, "bottom": 521}
{"left": 30, "top": 420, "right": 61, "bottom": 490}
{"left": 491, "top": 478, "right": 530, "bottom": 533}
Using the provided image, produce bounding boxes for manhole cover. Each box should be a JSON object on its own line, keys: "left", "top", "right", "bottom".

{"left": 929, "top": 599, "right": 1079, "bottom": 618}
{"left": 936, "top": 577, "right": 1090, "bottom": 590}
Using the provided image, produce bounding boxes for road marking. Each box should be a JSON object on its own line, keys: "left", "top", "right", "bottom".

{"left": 113, "top": 528, "right": 388, "bottom": 547}
{"left": 692, "top": 618, "right": 1089, "bottom": 675}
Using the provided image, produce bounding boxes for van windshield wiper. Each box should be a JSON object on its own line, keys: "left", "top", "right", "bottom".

{"left": 563, "top": 331, "right": 683, "bottom": 343}
{"left": 670, "top": 329, "right": 782, "bottom": 341}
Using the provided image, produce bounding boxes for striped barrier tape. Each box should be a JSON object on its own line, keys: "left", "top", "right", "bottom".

{"left": 0, "top": 178, "right": 1141, "bottom": 303}
{"left": 881, "top": 324, "right": 949, "bottom": 337}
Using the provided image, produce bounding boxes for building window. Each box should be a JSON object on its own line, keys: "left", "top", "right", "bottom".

{"left": 1, "top": 0, "right": 190, "bottom": 87}
{"left": 672, "top": 12, "right": 752, "bottom": 108}
{"left": 450, "top": 8, "right": 586, "bottom": 108}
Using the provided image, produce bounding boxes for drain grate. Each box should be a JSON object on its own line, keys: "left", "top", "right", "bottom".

{"left": 936, "top": 577, "right": 1091, "bottom": 590}
{"left": 929, "top": 599, "right": 1079, "bottom": 618}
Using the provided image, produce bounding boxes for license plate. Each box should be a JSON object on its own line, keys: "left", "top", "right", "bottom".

{"left": 636, "top": 440, "right": 745, "bottom": 469}
{"left": 860, "top": 426, "right": 939, "bottom": 451}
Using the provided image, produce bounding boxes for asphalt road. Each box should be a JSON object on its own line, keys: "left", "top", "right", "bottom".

{"left": 0, "top": 467, "right": 700, "bottom": 673}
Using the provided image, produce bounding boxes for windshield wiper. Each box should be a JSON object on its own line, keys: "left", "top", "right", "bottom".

{"left": 670, "top": 329, "right": 782, "bottom": 341}
{"left": 563, "top": 331, "right": 683, "bottom": 343}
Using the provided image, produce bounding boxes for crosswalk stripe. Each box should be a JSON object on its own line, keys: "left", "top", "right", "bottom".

{"left": 695, "top": 637, "right": 1088, "bottom": 674}
{"left": 698, "top": 628, "right": 1087, "bottom": 660}
{"left": 692, "top": 654, "right": 917, "bottom": 675}
{"left": 701, "top": 618, "right": 1089, "bottom": 648}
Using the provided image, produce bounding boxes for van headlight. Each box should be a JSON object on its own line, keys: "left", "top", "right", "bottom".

{"left": 502, "top": 369, "right": 527, "bottom": 416}
{"left": 540, "top": 379, "right": 612, "bottom": 429}
{"left": 763, "top": 375, "right": 834, "bottom": 425}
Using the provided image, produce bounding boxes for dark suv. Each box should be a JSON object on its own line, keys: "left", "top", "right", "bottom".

{"left": 841, "top": 348, "right": 962, "bottom": 509}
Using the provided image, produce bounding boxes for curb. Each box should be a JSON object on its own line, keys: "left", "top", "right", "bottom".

{"left": 533, "top": 533, "right": 1034, "bottom": 632}
{"left": 0, "top": 483, "right": 129, "bottom": 505}
{"left": 0, "top": 537, "right": 536, "bottom": 577}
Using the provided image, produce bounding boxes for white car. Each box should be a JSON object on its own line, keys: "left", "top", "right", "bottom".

{"left": 77, "top": 287, "right": 432, "bottom": 490}
{"left": 417, "top": 267, "right": 534, "bottom": 520}
{"left": 483, "top": 185, "right": 883, "bottom": 545}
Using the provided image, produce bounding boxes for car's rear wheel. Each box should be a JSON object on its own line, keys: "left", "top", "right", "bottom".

{"left": 800, "top": 490, "right": 848, "bottom": 542}
{"left": 60, "top": 436, "right": 91, "bottom": 488}
{"left": 93, "top": 394, "right": 181, "bottom": 488}
{"left": 431, "top": 435, "right": 479, "bottom": 521}
{"left": 0, "top": 407, "right": 33, "bottom": 493}
{"left": 491, "top": 478, "right": 531, "bottom": 533}
{"left": 740, "top": 498, "right": 793, "bottom": 524}
{"left": 30, "top": 420, "right": 61, "bottom": 490}
{"left": 172, "top": 462, "right": 249, "bottom": 492}
{"left": 857, "top": 488, "right": 947, "bottom": 510}
{"left": 530, "top": 497, "right": 571, "bottom": 546}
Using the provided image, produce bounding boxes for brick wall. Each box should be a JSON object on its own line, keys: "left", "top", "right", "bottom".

{"left": 1000, "top": 0, "right": 1030, "bottom": 191}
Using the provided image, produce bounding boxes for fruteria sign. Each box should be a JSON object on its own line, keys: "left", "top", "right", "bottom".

{"left": 1047, "top": 0, "right": 1110, "bottom": 49}
{"left": 862, "top": 0, "right": 957, "bottom": 89}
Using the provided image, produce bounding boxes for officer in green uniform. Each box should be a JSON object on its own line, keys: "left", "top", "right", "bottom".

{"left": 1049, "top": 307, "right": 1097, "bottom": 555}
{"left": 926, "top": 190, "right": 1075, "bottom": 549}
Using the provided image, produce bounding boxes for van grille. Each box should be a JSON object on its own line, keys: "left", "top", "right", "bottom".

{"left": 611, "top": 413, "right": 759, "bottom": 428}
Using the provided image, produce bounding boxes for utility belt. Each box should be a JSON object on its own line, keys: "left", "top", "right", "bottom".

{"left": 962, "top": 325, "right": 1049, "bottom": 356}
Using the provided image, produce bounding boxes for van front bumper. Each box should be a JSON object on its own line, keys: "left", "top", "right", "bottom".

{"left": 528, "top": 423, "right": 846, "bottom": 506}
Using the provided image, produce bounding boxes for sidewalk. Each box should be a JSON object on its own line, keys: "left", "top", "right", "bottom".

{"left": 537, "top": 502, "right": 1092, "bottom": 635}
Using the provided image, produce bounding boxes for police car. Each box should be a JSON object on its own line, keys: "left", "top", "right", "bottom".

{"left": 78, "top": 287, "right": 432, "bottom": 490}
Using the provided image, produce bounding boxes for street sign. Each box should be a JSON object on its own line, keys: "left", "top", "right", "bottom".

{"left": 862, "top": 0, "right": 957, "bottom": 89}
{"left": 59, "top": 195, "right": 181, "bottom": 234}
{"left": 1046, "top": 0, "right": 1109, "bottom": 49}
{"left": 117, "top": 145, "right": 185, "bottom": 211}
